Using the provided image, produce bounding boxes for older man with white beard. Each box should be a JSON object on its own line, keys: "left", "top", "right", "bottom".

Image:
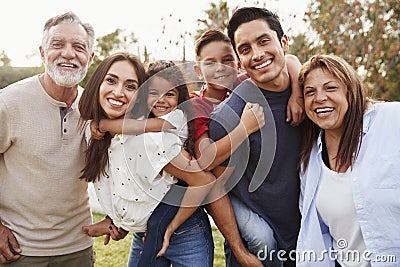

{"left": 0, "top": 12, "right": 95, "bottom": 267}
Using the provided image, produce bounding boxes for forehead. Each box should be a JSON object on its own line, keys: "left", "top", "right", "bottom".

{"left": 305, "top": 68, "right": 343, "bottom": 86}
{"left": 234, "top": 19, "right": 278, "bottom": 45}
{"left": 108, "top": 60, "right": 138, "bottom": 80}
{"left": 47, "top": 22, "right": 89, "bottom": 44}
{"left": 148, "top": 76, "right": 177, "bottom": 92}
{"left": 307, "top": 68, "right": 330, "bottom": 79}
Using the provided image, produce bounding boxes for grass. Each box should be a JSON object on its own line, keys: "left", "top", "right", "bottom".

{"left": 92, "top": 212, "right": 226, "bottom": 267}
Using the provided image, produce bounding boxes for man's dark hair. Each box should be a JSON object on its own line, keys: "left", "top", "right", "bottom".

{"left": 227, "top": 7, "right": 284, "bottom": 52}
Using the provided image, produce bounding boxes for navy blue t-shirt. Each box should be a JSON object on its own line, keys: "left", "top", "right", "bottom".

{"left": 209, "top": 80, "right": 301, "bottom": 249}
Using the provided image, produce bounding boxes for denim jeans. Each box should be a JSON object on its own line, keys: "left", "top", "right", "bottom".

{"left": 127, "top": 206, "right": 214, "bottom": 267}
{"left": 224, "top": 195, "right": 284, "bottom": 267}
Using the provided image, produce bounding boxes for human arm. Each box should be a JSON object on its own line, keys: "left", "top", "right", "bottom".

{"left": 82, "top": 216, "right": 128, "bottom": 245}
{"left": 156, "top": 149, "right": 216, "bottom": 256}
{"left": 195, "top": 102, "right": 265, "bottom": 171}
{"left": 285, "top": 54, "right": 305, "bottom": 126}
{"left": 0, "top": 101, "right": 21, "bottom": 263}
{"left": 0, "top": 221, "right": 21, "bottom": 264}
{"left": 99, "top": 117, "right": 175, "bottom": 136}
{"left": 89, "top": 120, "right": 105, "bottom": 140}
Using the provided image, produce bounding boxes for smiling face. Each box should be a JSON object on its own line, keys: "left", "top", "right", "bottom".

{"left": 147, "top": 76, "right": 179, "bottom": 117}
{"left": 99, "top": 60, "right": 140, "bottom": 119}
{"left": 41, "top": 22, "right": 92, "bottom": 87}
{"left": 234, "top": 19, "right": 288, "bottom": 90}
{"left": 303, "top": 68, "right": 349, "bottom": 137}
{"left": 196, "top": 41, "right": 238, "bottom": 92}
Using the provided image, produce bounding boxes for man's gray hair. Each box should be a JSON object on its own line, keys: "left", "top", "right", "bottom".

{"left": 42, "top": 11, "right": 95, "bottom": 53}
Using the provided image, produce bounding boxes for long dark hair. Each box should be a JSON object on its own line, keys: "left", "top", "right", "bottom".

{"left": 299, "top": 54, "right": 367, "bottom": 172}
{"left": 142, "top": 60, "right": 195, "bottom": 157}
{"left": 78, "top": 52, "right": 146, "bottom": 182}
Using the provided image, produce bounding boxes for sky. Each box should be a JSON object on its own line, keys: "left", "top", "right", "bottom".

{"left": 0, "top": 0, "right": 310, "bottom": 67}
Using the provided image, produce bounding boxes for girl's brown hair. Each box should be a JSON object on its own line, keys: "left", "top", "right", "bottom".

{"left": 78, "top": 52, "right": 146, "bottom": 182}
{"left": 299, "top": 54, "right": 368, "bottom": 172}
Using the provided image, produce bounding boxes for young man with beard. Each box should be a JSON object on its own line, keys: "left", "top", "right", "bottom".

{"left": 208, "top": 7, "right": 303, "bottom": 267}
{"left": 0, "top": 12, "right": 97, "bottom": 266}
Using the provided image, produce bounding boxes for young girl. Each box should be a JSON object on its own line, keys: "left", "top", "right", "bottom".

{"left": 79, "top": 54, "right": 216, "bottom": 266}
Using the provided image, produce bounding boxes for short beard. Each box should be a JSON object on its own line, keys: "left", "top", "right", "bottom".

{"left": 45, "top": 57, "right": 89, "bottom": 87}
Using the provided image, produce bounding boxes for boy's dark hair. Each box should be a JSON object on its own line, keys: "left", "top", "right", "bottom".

{"left": 194, "top": 29, "right": 231, "bottom": 60}
{"left": 227, "top": 7, "right": 284, "bottom": 52}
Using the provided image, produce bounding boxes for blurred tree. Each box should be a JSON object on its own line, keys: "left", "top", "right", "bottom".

{"left": 195, "top": 0, "right": 232, "bottom": 40}
{"left": 0, "top": 66, "right": 43, "bottom": 89}
{"left": 290, "top": 0, "right": 400, "bottom": 100}
{"left": 0, "top": 50, "right": 11, "bottom": 67}
{"left": 143, "top": 46, "right": 151, "bottom": 64}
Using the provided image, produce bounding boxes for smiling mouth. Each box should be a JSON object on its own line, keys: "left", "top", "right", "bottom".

{"left": 315, "top": 107, "right": 334, "bottom": 114}
{"left": 214, "top": 74, "right": 231, "bottom": 80}
{"left": 254, "top": 59, "right": 272, "bottom": 70}
{"left": 154, "top": 106, "right": 169, "bottom": 112}
{"left": 108, "top": 98, "right": 124, "bottom": 106}
{"left": 59, "top": 63, "right": 77, "bottom": 68}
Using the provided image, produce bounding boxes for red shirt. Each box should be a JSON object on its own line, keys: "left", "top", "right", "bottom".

{"left": 190, "top": 83, "right": 230, "bottom": 140}
{"left": 190, "top": 73, "right": 249, "bottom": 140}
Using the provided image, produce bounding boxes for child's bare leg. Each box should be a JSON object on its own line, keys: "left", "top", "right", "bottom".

{"left": 206, "top": 183, "right": 262, "bottom": 267}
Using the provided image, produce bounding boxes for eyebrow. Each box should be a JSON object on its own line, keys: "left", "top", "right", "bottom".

{"left": 236, "top": 33, "right": 272, "bottom": 51}
{"left": 50, "top": 37, "right": 87, "bottom": 46}
{"left": 106, "top": 73, "right": 139, "bottom": 85}
{"left": 305, "top": 80, "right": 337, "bottom": 88}
{"left": 323, "top": 80, "right": 337, "bottom": 86}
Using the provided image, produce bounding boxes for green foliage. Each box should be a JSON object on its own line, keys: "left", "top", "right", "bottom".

{"left": 290, "top": 0, "right": 400, "bottom": 100}
{"left": 92, "top": 212, "right": 226, "bottom": 267}
{"left": 195, "top": 0, "right": 233, "bottom": 40}
{"left": 0, "top": 66, "right": 43, "bottom": 89}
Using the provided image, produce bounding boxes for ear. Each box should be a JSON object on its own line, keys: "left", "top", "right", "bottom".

{"left": 281, "top": 34, "right": 289, "bottom": 53}
{"left": 237, "top": 61, "right": 242, "bottom": 72}
{"left": 88, "top": 52, "right": 95, "bottom": 66}
{"left": 193, "top": 64, "right": 204, "bottom": 80}
{"left": 39, "top": 46, "right": 45, "bottom": 61}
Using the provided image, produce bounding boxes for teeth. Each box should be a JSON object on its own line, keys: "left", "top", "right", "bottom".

{"left": 316, "top": 107, "right": 334, "bottom": 113}
{"left": 155, "top": 106, "right": 168, "bottom": 111}
{"left": 255, "top": 59, "right": 272, "bottom": 70}
{"left": 60, "top": 63, "right": 75, "bottom": 67}
{"left": 109, "top": 99, "right": 123, "bottom": 106}
{"left": 214, "top": 75, "right": 229, "bottom": 80}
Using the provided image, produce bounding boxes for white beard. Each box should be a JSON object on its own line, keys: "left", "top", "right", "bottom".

{"left": 45, "top": 57, "right": 89, "bottom": 87}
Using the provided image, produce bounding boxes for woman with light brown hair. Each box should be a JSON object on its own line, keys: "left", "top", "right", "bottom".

{"left": 296, "top": 54, "right": 400, "bottom": 267}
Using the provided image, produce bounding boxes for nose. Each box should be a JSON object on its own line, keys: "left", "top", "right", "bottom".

{"left": 315, "top": 90, "right": 327, "bottom": 102}
{"left": 215, "top": 62, "right": 227, "bottom": 72}
{"left": 252, "top": 45, "right": 265, "bottom": 61}
{"left": 157, "top": 94, "right": 166, "bottom": 103}
{"left": 60, "top": 44, "right": 75, "bottom": 59}
{"left": 112, "top": 84, "right": 124, "bottom": 97}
